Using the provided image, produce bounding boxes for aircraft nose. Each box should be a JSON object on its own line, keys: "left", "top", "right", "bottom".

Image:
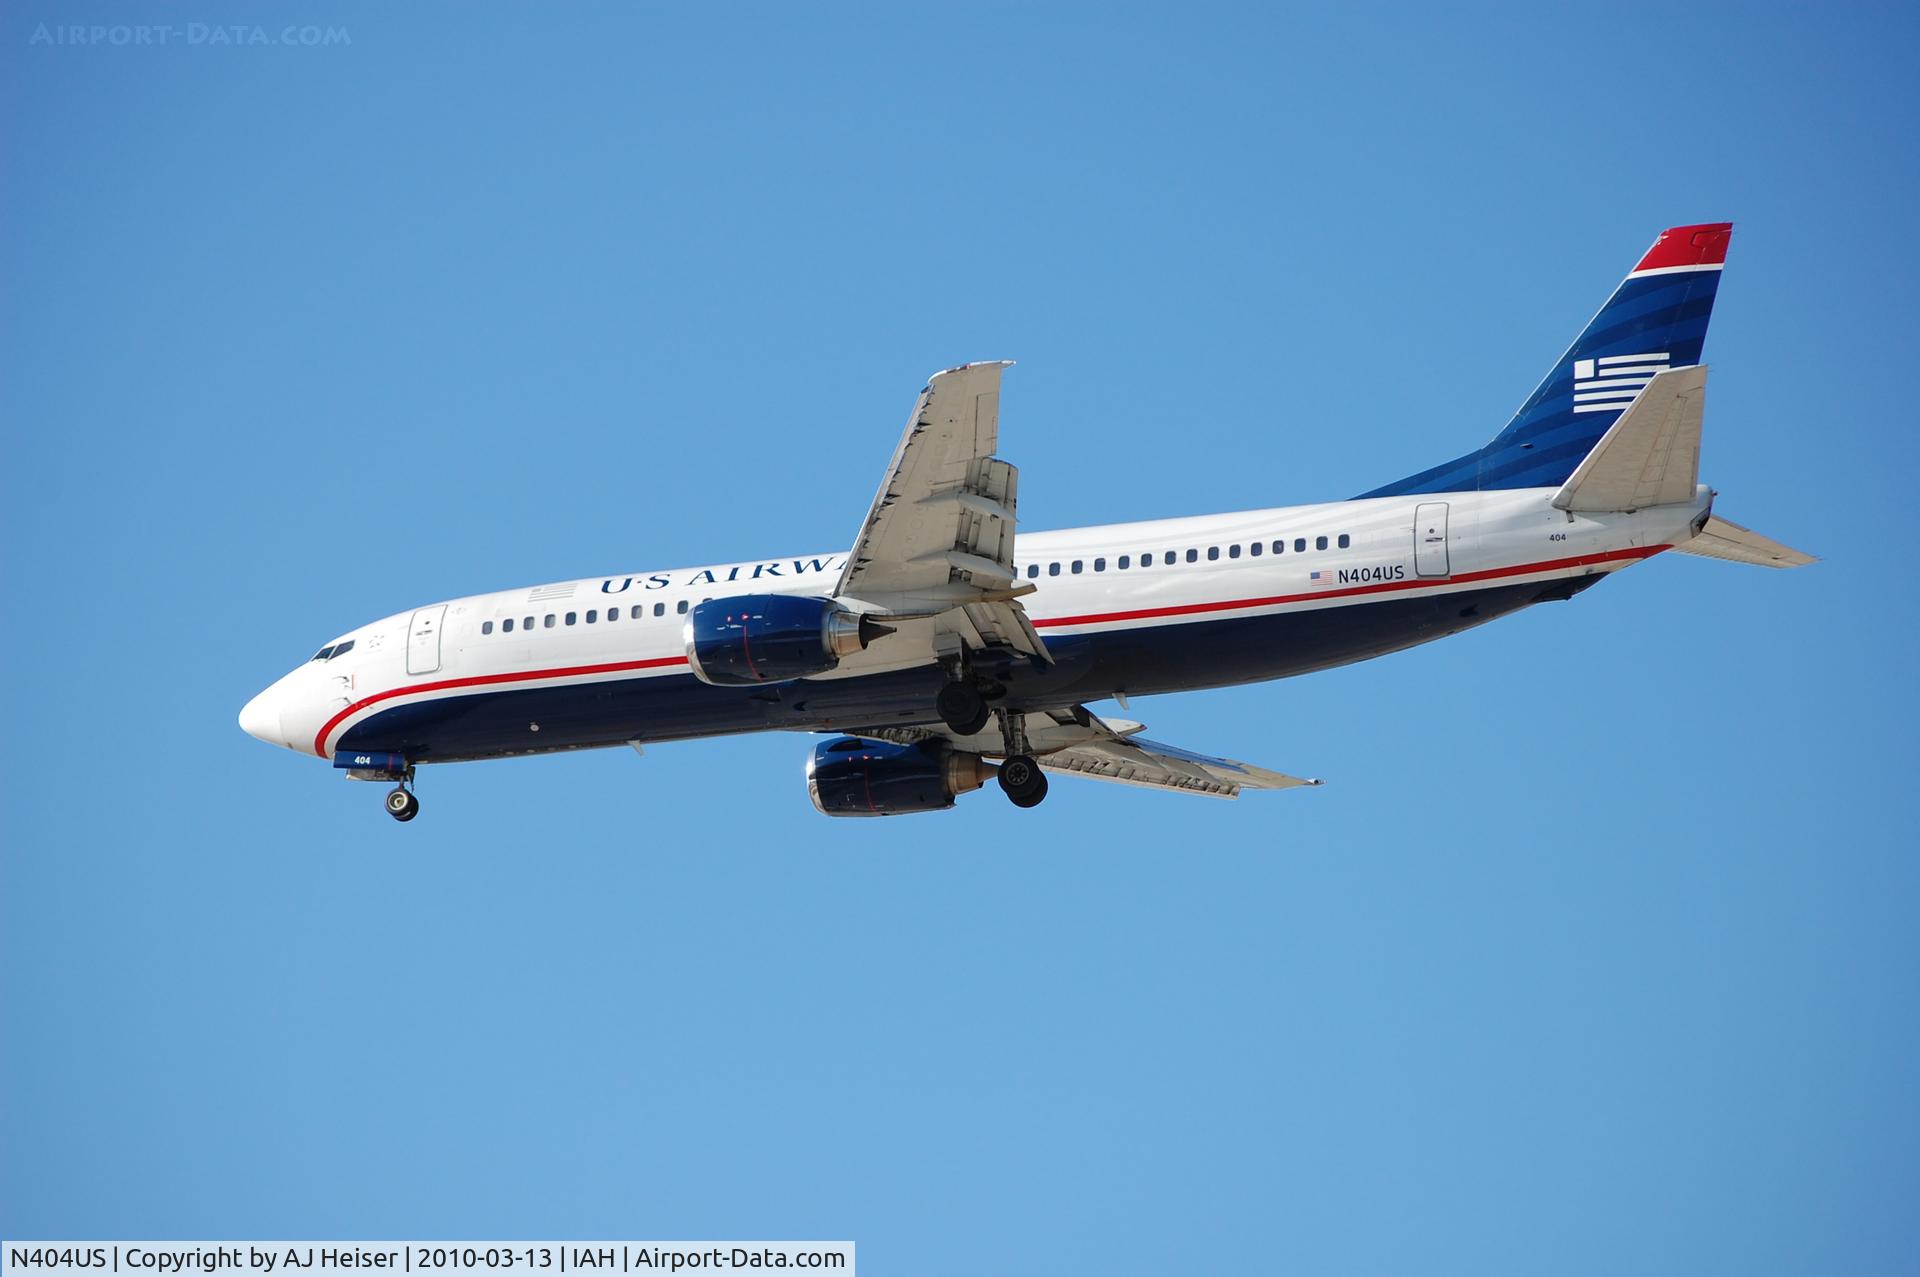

{"left": 238, "top": 686, "right": 286, "bottom": 747}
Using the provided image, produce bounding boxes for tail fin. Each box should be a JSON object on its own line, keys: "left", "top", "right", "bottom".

{"left": 1363, "top": 223, "right": 1731, "bottom": 498}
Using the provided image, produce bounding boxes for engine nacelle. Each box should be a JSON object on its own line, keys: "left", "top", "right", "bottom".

{"left": 806, "top": 737, "right": 993, "bottom": 817}
{"left": 684, "top": 594, "right": 892, "bottom": 686}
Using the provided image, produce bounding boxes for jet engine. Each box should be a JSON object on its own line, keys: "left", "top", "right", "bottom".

{"left": 805, "top": 736, "right": 993, "bottom": 817}
{"left": 684, "top": 594, "right": 893, "bottom": 686}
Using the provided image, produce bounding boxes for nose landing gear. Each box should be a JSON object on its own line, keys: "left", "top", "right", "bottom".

{"left": 342, "top": 756, "right": 421, "bottom": 822}
{"left": 384, "top": 785, "right": 420, "bottom": 822}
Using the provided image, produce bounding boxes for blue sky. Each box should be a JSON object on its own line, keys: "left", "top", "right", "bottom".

{"left": 3, "top": 3, "right": 1916, "bottom": 1271}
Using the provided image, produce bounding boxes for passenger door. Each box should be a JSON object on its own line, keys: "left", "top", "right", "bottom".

{"left": 406, "top": 605, "right": 447, "bottom": 676}
{"left": 1414, "top": 502, "right": 1450, "bottom": 577}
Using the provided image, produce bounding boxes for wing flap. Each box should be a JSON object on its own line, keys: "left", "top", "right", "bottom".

{"left": 837, "top": 363, "right": 1018, "bottom": 599}
{"left": 831, "top": 361, "right": 1049, "bottom": 666}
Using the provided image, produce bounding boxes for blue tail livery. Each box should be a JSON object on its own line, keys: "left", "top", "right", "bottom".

{"left": 1361, "top": 223, "right": 1731, "bottom": 498}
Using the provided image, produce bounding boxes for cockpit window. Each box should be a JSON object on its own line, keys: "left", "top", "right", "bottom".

{"left": 310, "top": 640, "right": 355, "bottom": 662}
{"left": 311, "top": 645, "right": 335, "bottom": 662}
{"left": 329, "top": 640, "right": 354, "bottom": 659}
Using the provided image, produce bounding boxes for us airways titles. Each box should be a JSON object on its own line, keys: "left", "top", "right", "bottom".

{"left": 600, "top": 556, "right": 847, "bottom": 594}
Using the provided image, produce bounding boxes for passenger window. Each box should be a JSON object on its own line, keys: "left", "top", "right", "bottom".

{"left": 1294, "top": 538, "right": 1306, "bottom": 553}
{"left": 1273, "top": 541, "right": 1284, "bottom": 555}
{"left": 1249, "top": 542, "right": 1263, "bottom": 557}
{"left": 1229, "top": 544, "right": 1241, "bottom": 559}
{"left": 677, "top": 600, "right": 689, "bottom": 614}
{"left": 1338, "top": 533, "right": 1351, "bottom": 548}
{"left": 654, "top": 603, "right": 665, "bottom": 617}
{"left": 544, "top": 615, "right": 556, "bottom": 628}
{"left": 1049, "top": 562, "right": 1061, "bottom": 576}
{"left": 503, "top": 618, "right": 514, "bottom": 633}
{"left": 632, "top": 606, "right": 644, "bottom": 620}
{"left": 1094, "top": 558, "right": 1106, "bottom": 572}
{"left": 1071, "top": 560, "right": 1083, "bottom": 574}
{"left": 1118, "top": 555, "right": 1131, "bottom": 570}
{"left": 482, "top": 621, "right": 494, "bottom": 635}
{"left": 565, "top": 612, "right": 577, "bottom": 626}
{"left": 1141, "top": 552, "right": 1154, "bottom": 567}
{"left": 523, "top": 616, "right": 534, "bottom": 630}
{"left": 586, "top": 609, "right": 598, "bottom": 623}
{"left": 1315, "top": 536, "right": 1328, "bottom": 551}
{"left": 605, "top": 608, "right": 617, "bottom": 622}
{"left": 1027, "top": 564, "right": 1039, "bottom": 579}
{"left": 1186, "top": 549, "right": 1198, "bottom": 563}
{"left": 1166, "top": 550, "right": 1176, "bottom": 564}
{"left": 1207, "top": 546, "right": 1220, "bottom": 561}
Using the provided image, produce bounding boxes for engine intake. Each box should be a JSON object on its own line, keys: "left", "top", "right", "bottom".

{"left": 806, "top": 736, "right": 992, "bottom": 817}
{"left": 684, "top": 594, "right": 893, "bottom": 686}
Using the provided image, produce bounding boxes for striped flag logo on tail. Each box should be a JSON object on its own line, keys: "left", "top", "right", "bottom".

{"left": 1572, "top": 352, "right": 1670, "bottom": 414}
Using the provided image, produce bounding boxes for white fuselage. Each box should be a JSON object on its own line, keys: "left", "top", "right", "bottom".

{"left": 239, "top": 486, "right": 1710, "bottom": 765}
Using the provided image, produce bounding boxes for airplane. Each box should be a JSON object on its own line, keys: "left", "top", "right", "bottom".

{"left": 240, "top": 222, "right": 1811, "bottom": 821}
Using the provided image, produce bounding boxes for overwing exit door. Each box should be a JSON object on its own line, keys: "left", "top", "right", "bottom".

{"left": 407, "top": 605, "right": 447, "bottom": 676}
{"left": 1414, "top": 502, "right": 1450, "bottom": 577}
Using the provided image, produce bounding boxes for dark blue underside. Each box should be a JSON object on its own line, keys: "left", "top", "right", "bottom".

{"left": 341, "top": 577, "right": 1602, "bottom": 765}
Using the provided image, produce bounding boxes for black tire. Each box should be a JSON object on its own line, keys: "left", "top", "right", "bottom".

{"left": 936, "top": 682, "right": 991, "bottom": 736}
{"left": 998, "top": 755, "right": 1048, "bottom": 808}
{"left": 386, "top": 789, "right": 419, "bottom": 822}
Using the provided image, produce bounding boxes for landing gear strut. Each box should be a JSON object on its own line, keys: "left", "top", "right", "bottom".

{"left": 994, "top": 709, "right": 1048, "bottom": 808}
{"left": 384, "top": 783, "right": 420, "bottom": 822}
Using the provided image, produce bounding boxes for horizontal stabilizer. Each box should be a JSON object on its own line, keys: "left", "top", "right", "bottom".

{"left": 1674, "top": 515, "right": 1815, "bottom": 568}
{"left": 1552, "top": 365, "right": 1705, "bottom": 512}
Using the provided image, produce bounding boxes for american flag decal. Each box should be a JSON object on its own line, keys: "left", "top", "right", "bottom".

{"left": 1308, "top": 570, "right": 1334, "bottom": 587}
{"left": 1571, "top": 352, "right": 1670, "bottom": 413}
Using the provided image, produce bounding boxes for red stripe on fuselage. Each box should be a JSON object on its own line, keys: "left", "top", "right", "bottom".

{"left": 315, "top": 544, "right": 1669, "bottom": 757}
{"left": 1029, "top": 544, "right": 1668, "bottom": 629}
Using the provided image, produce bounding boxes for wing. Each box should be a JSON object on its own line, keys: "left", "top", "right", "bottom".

{"left": 853, "top": 706, "right": 1321, "bottom": 800}
{"left": 834, "top": 361, "right": 1049, "bottom": 662}
{"left": 1041, "top": 731, "right": 1321, "bottom": 799}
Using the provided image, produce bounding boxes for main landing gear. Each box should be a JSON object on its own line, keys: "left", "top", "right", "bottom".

{"left": 936, "top": 680, "right": 992, "bottom": 736}
{"left": 994, "top": 708, "right": 1048, "bottom": 809}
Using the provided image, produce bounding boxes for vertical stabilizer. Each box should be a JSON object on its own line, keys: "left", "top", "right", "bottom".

{"left": 1363, "top": 223, "right": 1730, "bottom": 498}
